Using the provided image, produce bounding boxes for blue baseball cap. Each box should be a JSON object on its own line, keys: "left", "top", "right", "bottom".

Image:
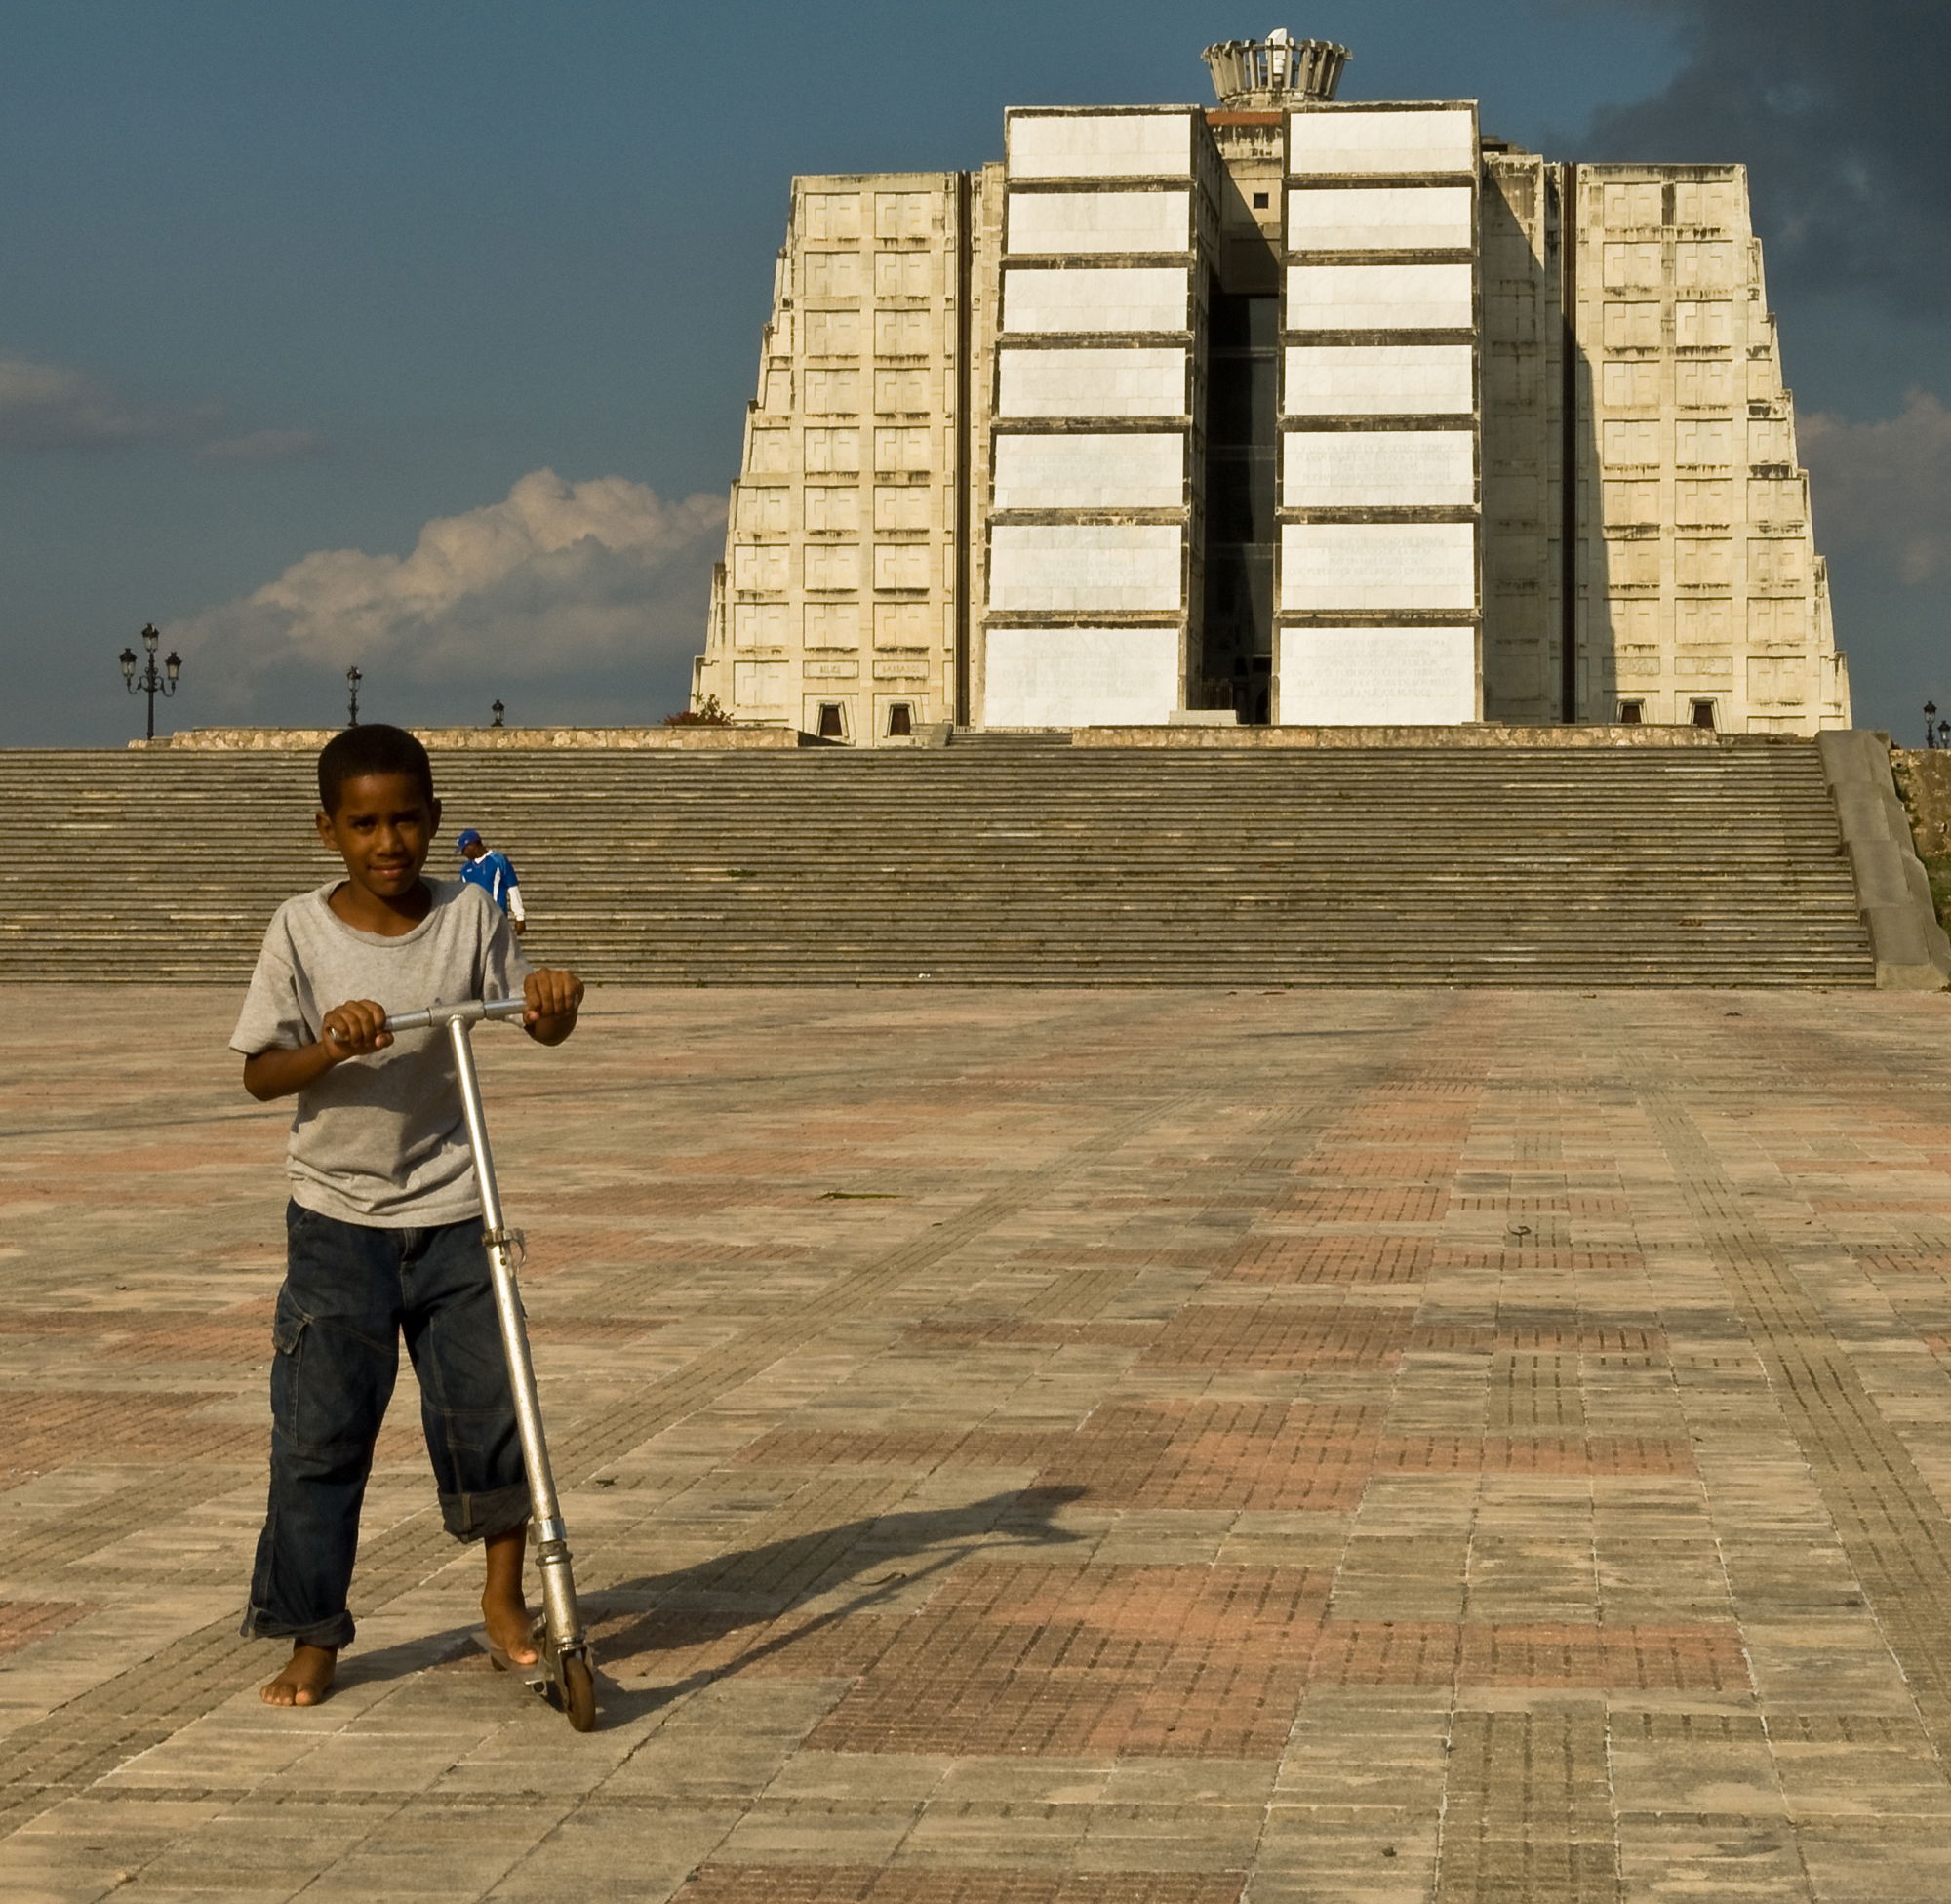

{"left": 456, "top": 828, "right": 483, "bottom": 853}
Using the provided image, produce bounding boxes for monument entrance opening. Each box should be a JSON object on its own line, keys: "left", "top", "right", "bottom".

{"left": 1198, "top": 290, "right": 1278, "bottom": 723}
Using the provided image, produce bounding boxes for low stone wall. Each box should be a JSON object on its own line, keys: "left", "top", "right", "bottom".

{"left": 1074, "top": 723, "right": 1728, "bottom": 749}
{"left": 139, "top": 721, "right": 1798, "bottom": 755}
{"left": 1891, "top": 749, "right": 1951, "bottom": 856}
{"left": 134, "top": 725, "right": 811, "bottom": 752}
{"left": 1820, "top": 732, "right": 1951, "bottom": 990}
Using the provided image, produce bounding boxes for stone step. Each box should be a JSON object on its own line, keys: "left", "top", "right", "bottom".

{"left": 0, "top": 739, "right": 1873, "bottom": 985}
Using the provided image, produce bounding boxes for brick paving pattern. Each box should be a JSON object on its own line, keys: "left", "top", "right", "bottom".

{"left": 1, "top": 986, "right": 1951, "bottom": 1897}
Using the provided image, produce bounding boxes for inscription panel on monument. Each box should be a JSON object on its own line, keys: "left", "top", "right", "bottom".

{"left": 1287, "top": 108, "right": 1478, "bottom": 178}
{"left": 1008, "top": 111, "right": 1192, "bottom": 180}
{"left": 1286, "top": 263, "right": 1475, "bottom": 333}
{"left": 994, "top": 431, "right": 1184, "bottom": 510}
{"left": 998, "top": 347, "right": 1186, "bottom": 418}
{"left": 989, "top": 525, "right": 1184, "bottom": 613}
{"left": 1284, "top": 345, "right": 1474, "bottom": 417}
{"left": 1286, "top": 186, "right": 1473, "bottom": 254}
{"left": 985, "top": 625, "right": 1179, "bottom": 726}
{"left": 1278, "top": 626, "right": 1477, "bottom": 724}
{"left": 1281, "top": 523, "right": 1478, "bottom": 613}
{"left": 1283, "top": 429, "right": 1474, "bottom": 508}
{"left": 1003, "top": 266, "right": 1189, "bottom": 336}
{"left": 1007, "top": 191, "right": 1191, "bottom": 257}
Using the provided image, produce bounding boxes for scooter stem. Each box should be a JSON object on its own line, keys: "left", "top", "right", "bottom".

{"left": 445, "top": 1013, "right": 584, "bottom": 1656}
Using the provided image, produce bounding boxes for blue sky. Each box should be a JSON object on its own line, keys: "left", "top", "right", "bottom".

{"left": 4, "top": 0, "right": 1941, "bottom": 742}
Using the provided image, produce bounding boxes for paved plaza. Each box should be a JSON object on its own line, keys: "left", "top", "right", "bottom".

{"left": 5, "top": 984, "right": 1951, "bottom": 1901}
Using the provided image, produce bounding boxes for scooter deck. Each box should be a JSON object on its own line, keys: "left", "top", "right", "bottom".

{"left": 477, "top": 1619, "right": 597, "bottom": 1728}
{"left": 476, "top": 1624, "right": 550, "bottom": 1692}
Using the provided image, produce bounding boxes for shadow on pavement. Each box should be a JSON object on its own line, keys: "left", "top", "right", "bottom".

{"left": 584, "top": 1486, "right": 1086, "bottom": 1725}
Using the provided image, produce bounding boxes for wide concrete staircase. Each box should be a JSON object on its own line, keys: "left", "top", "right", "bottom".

{"left": 0, "top": 738, "right": 1872, "bottom": 985}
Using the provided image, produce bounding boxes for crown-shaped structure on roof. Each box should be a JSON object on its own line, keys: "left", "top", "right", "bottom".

{"left": 1202, "top": 29, "right": 1350, "bottom": 107}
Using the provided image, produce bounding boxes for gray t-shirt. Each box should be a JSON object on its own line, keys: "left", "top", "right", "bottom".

{"left": 230, "top": 878, "right": 531, "bottom": 1227}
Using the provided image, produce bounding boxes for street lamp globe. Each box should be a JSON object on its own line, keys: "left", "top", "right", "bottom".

{"left": 119, "top": 648, "right": 137, "bottom": 685}
{"left": 165, "top": 651, "right": 182, "bottom": 685}
{"left": 141, "top": 622, "right": 160, "bottom": 655}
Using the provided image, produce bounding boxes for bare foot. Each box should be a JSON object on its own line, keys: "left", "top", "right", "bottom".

{"left": 482, "top": 1595, "right": 538, "bottom": 1666}
{"left": 483, "top": 1526, "right": 538, "bottom": 1666}
{"left": 260, "top": 1642, "right": 337, "bottom": 1707}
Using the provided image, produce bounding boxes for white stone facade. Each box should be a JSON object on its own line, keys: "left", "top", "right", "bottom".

{"left": 1277, "top": 102, "right": 1481, "bottom": 727}
{"left": 983, "top": 107, "right": 1203, "bottom": 728}
{"left": 693, "top": 49, "right": 1849, "bottom": 740}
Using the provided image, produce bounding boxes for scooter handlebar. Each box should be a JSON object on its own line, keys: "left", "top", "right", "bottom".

{"left": 380, "top": 996, "right": 530, "bottom": 1036}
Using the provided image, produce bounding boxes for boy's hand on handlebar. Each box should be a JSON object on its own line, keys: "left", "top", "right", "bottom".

{"left": 321, "top": 1000, "right": 393, "bottom": 1059}
{"left": 523, "top": 968, "right": 583, "bottom": 1043}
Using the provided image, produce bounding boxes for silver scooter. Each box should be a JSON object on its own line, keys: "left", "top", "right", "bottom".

{"left": 380, "top": 994, "right": 597, "bottom": 1731}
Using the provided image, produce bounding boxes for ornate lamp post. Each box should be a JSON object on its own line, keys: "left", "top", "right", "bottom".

{"left": 117, "top": 623, "right": 182, "bottom": 741}
{"left": 491, "top": 699, "right": 505, "bottom": 728}
{"left": 345, "top": 666, "right": 363, "bottom": 728}
{"left": 1928, "top": 702, "right": 1939, "bottom": 749}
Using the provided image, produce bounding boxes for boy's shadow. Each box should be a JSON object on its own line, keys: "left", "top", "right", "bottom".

{"left": 345, "top": 1486, "right": 1084, "bottom": 1726}
{"left": 584, "top": 1485, "right": 1085, "bottom": 1725}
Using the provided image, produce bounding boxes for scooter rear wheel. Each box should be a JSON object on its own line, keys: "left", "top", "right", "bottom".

{"left": 564, "top": 1650, "right": 597, "bottom": 1732}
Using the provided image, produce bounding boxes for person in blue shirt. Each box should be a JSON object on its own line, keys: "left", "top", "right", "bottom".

{"left": 456, "top": 828, "right": 527, "bottom": 935}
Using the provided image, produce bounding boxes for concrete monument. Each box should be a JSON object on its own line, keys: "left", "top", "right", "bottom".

{"left": 692, "top": 32, "right": 1850, "bottom": 744}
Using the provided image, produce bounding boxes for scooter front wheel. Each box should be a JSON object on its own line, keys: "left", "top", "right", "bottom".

{"left": 563, "top": 1649, "right": 596, "bottom": 1732}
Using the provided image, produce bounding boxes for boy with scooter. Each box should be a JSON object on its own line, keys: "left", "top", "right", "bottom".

{"left": 231, "top": 723, "right": 582, "bottom": 1709}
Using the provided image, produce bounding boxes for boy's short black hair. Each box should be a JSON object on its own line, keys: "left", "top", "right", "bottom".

{"left": 317, "top": 724, "right": 436, "bottom": 813}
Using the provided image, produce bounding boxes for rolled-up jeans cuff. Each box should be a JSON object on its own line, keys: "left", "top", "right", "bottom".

{"left": 240, "top": 1604, "right": 356, "bottom": 1650}
{"left": 441, "top": 1482, "right": 531, "bottom": 1542}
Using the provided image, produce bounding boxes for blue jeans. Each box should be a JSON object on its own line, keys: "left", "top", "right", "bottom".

{"left": 243, "top": 1202, "right": 531, "bottom": 1649}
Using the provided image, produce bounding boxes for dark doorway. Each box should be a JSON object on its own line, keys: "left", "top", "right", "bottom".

{"left": 1198, "top": 289, "right": 1278, "bottom": 723}
{"left": 817, "top": 703, "right": 845, "bottom": 740}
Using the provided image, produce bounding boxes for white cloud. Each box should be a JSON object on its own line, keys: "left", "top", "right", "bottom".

{"left": 1803, "top": 390, "right": 1951, "bottom": 583}
{"left": 165, "top": 468, "right": 726, "bottom": 694}
{"left": 197, "top": 428, "right": 327, "bottom": 464}
{"left": 0, "top": 353, "right": 200, "bottom": 450}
